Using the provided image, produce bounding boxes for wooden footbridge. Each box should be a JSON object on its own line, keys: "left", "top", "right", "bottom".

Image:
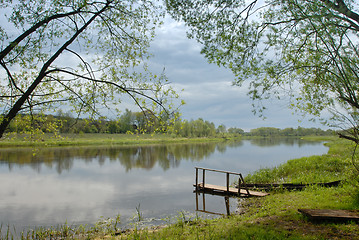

{"left": 194, "top": 167, "right": 269, "bottom": 198}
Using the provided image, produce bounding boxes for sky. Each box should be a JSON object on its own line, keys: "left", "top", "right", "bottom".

{"left": 146, "top": 17, "right": 328, "bottom": 131}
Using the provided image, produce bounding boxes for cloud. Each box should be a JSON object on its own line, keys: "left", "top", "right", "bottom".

{"left": 147, "top": 16, "right": 327, "bottom": 130}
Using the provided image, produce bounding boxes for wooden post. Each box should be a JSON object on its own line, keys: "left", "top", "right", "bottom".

{"left": 226, "top": 172, "right": 229, "bottom": 193}
{"left": 238, "top": 177, "right": 241, "bottom": 196}
{"left": 202, "top": 191, "right": 206, "bottom": 211}
{"left": 225, "top": 196, "right": 230, "bottom": 216}
{"left": 240, "top": 173, "right": 250, "bottom": 196}
{"left": 203, "top": 169, "right": 206, "bottom": 187}
{"left": 195, "top": 191, "right": 199, "bottom": 211}
{"left": 195, "top": 167, "right": 198, "bottom": 190}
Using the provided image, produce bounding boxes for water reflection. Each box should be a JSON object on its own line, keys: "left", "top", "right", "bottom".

{"left": 195, "top": 192, "right": 237, "bottom": 216}
{"left": 0, "top": 141, "right": 243, "bottom": 173}
{"left": 249, "top": 137, "right": 323, "bottom": 147}
{"left": 0, "top": 139, "right": 324, "bottom": 174}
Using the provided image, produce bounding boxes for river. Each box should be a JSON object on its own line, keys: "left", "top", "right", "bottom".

{"left": 0, "top": 138, "right": 328, "bottom": 232}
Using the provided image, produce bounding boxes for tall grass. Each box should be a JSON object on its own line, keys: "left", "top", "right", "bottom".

{"left": 0, "top": 214, "right": 122, "bottom": 240}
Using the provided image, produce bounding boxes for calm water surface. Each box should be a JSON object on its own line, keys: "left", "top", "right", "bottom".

{"left": 0, "top": 138, "right": 328, "bottom": 231}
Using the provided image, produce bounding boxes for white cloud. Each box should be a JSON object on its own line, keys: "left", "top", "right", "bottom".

{"left": 147, "top": 16, "right": 328, "bottom": 130}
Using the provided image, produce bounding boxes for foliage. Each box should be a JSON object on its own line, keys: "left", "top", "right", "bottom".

{"left": 246, "top": 126, "right": 336, "bottom": 137}
{"left": 169, "top": 118, "right": 217, "bottom": 137}
{"left": 6, "top": 113, "right": 63, "bottom": 141}
{"left": 5, "top": 112, "right": 220, "bottom": 137}
{"left": 0, "top": 0, "right": 182, "bottom": 139}
{"left": 166, "top": 0, "right": 359, "bottom": 143}
{"left": 4, "top": 111, "right": 335, "bottom": 140}
{"left": 227, "top": 127, "right": 244, "bottom": 136}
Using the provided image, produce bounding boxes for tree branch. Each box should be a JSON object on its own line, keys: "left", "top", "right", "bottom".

{"left": 320, "top": 0, "right": 359, "bottom": 30}
{"left": 338, "top": 132, "right": 359, "bottom": 144}
{"left": 0, "top": 7, "right": 87, "bottom": 62}
{"left": 0, "top": 1, "right": 112, "bottom": 138}
{"left": 53, "top": 68, "right": 167, "bottom": 111}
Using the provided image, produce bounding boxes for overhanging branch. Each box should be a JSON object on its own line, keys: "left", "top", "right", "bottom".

{"left": 0, "top": 1, "right": 112, "bottom": 138}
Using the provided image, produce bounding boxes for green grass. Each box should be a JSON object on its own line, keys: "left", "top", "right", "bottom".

{"left": 116, "top": 186, "right": 359, "bottom": 239}
{"left": 0, "top": 133, "right": 234, "bottom": 148}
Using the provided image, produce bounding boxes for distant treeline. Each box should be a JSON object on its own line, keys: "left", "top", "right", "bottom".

{"left": 6, "top": 109, "right": 170, "bottom": 135}
{"left": 5, "top": 110, "right": 335, "bottom": 138}
{"left": 244, "top": 127, "right": 335, "bottom": 137}
{"left": 5, "top": 110, "right": 221, "bottom": 137}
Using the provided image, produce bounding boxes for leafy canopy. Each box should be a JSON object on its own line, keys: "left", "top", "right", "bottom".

{"left": 0, "top": 0, "right": 181, "bottom": 137}
{"left": 166, "top": 0, "right": 359, "bottom": 142}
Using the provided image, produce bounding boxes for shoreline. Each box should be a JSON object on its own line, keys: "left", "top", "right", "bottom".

{"left": 2, "top": 135, "right": 353, "bottom": 239}
{"left": 0, "top": 133, "right": 240, "bottom": 148}
{"left": 0, "top": 133, "right": 335, "bottom": 148}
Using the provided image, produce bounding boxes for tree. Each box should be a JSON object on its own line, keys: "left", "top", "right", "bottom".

{"left": 228, "top": 127, "right": 244, "bottom": 136}
{"left": 0, "top": 0, "right": 180, "bottom": 138}
{"left": 166, "top": 0, "right": 359, "bottom": 143}
{"left": 216, "top": 124, "right": 226, "bottom": 135}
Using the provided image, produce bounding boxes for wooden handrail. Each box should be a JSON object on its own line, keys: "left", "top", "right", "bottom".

{"left": 195, "top": 167, "right": 249, "bottom": 196}
{"left": 195, "top": 167, "right": 242, "bottom": 176}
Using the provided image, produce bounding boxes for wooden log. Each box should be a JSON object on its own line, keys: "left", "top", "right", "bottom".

{"left": 239, "top": 180, "right": 341, "bottom": 191}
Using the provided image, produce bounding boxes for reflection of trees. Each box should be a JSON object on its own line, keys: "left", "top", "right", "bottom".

{"left": 0, "top": 139, "right": 323, "bottom": 173}
{"left": 216, "top": 141, "right": 244, "bottom": 153}
{"left": 0, "top": 141, "right": 236, "bottom": 173}
{"left": 114, "top": 143, "right": 219, "bottom": 171}
{"left": 226, "top": 141, "right": 244, "bottom": 148}
{"left": 249, "top": 138, "right": 323, "bottom": 147}
{"left": 0, "top": 148, "right": 75, "bottom": 174}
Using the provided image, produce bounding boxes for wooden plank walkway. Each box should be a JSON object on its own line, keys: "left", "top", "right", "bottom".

{"left": 194, "top": 183, "right": 269, "bottom": 197}
{"left": 194, "top": 167, "right": 269, "bottom": 198}
{"left": 298, "top": 209, "right": 359, "bottom": 222}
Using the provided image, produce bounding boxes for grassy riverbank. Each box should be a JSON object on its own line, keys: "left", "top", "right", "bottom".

{"left": 0, "top": 133, "right": 237, "bottom": 148}
{"left": 2, "top": 136, "right": 359, "bottom": 239}
{"left": 114, "top": 137, "right": 359, "bottom": 239}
